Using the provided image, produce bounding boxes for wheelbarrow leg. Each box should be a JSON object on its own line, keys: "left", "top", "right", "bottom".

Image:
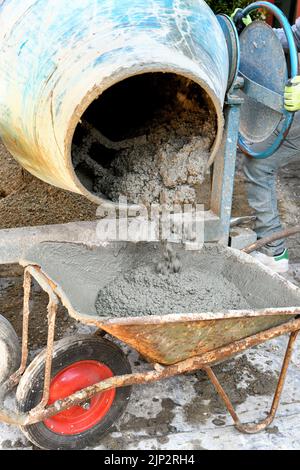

{"left": 17, "top": 269, "right": 32, "bottom": 378}
{"left": 0, "top": 269, "right": 32, "bottom": 401}
{"left": 203, "top": 330, "right": 300, "bottom": 434}
{"left": 29, "top": 289, "right": 58, "bottom": 414}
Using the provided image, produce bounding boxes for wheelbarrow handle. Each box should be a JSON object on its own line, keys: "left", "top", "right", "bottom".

{"left": 243, "top": 226, "right": 300, "bottom": 254}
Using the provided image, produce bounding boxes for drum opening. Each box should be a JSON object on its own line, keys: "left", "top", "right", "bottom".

{"left": 72, "top": 72, "right": 217, "bottom": 207}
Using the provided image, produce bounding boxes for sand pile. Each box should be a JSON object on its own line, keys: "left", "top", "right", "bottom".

{"left": 0, "top": 143, "right": 97, "bottom": 229}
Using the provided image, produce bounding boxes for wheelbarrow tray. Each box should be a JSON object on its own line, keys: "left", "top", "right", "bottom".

{"left": 20, "top": 241, "right": 300, "bottom": 365}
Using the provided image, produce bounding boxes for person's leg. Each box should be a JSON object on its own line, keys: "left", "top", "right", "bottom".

{"left": 243, "top": 152, "right": 287, "bottom": 256}
{"left": 243, "top": 112, "right": 300, "bottom": 258}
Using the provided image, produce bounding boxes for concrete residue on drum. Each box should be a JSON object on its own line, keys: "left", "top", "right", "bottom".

{"left": 72, "top": 74, "right": 217, "bottom": 206}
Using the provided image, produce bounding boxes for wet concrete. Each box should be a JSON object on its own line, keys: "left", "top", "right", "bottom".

{"left": 95, "top": 245, "right": 251, "bottom": 317}
{"left": 73, "top": 74, "right": 216, "bottom": 207}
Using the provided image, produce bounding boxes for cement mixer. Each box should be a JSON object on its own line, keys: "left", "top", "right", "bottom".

{"left": 0, "top": 0, "right": 228, "bottom": 201}
{"left": 0, "top": 0, "right": 297, "bottom": 247}
{"left": 1, "top": 0, "right": 300, "bottom": 451}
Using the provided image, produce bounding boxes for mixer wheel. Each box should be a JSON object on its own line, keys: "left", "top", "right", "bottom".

{"left": 16, "top": 335, "right": 131, "bottom": 450}
{"left": 0, "top": 314, "right": 21, "bottom": 385}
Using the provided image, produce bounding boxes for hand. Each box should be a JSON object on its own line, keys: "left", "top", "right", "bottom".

{"left": 285, "top": 76, "right": 300, "bottom": 112}
{"left": 231, "top": 8, "right": 252, "bottom": 33}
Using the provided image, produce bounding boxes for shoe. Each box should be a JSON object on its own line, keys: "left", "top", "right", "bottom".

{"left": 250, "top": 249, "right": 289, "bottom": 274}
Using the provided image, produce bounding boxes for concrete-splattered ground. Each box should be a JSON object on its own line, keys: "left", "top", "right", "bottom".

{"left": 0, "top": 158, "right": 300, "bottom": 450}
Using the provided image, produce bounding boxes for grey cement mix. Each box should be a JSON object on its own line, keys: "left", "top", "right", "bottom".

{"left": 72, "top": 76, "right": 216, "bottom": 207}
{"left": 156, "top": 243, "right": 182, "bottom": 275}
{"left": 21, "top": 242, "right": 300, "bottom": 319}
{"left": 95, "top": 247, "right": 251, "bottom": 317}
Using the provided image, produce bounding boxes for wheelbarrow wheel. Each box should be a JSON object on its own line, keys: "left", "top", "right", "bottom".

{"left": 0, "top": 314, "right": 21, "bottom": 385}
{"left": 16, "top": 336, "right": 131, "bottom": 450}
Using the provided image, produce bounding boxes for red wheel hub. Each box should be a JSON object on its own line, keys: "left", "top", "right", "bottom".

{"left": 44, "top": 360, "right": 115, "bottom": 435}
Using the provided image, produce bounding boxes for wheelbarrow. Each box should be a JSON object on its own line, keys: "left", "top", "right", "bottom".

{"left": 1, "top": 241, "right": 300, "bottom": 450}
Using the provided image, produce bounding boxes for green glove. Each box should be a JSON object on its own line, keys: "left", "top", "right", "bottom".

{"left": 285, "top": 76, "right": 300, "bottom": 112}
{"left": 231, "top": 8, "right": 252, "bottom": 28}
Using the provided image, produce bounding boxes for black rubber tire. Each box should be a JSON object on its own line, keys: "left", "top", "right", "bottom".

{"left": 16, "top": 336, "right": 131, "bottom": 450}
{"left": 0, "top": 314, "right": 21, "bottom": 385}
{"left": 94, "top": 328, "right": 106, "bottom": 338}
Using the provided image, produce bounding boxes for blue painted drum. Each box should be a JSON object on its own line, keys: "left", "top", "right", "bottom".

{"left": 0, "top": 0, "right": 229, "bottom": 204}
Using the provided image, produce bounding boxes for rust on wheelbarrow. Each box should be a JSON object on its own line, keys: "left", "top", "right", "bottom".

{"left": 99, "top": 313, "right": 293, "bottom": 364}
{"left": 1, "top": 241, "right": 300, "bottom": 434}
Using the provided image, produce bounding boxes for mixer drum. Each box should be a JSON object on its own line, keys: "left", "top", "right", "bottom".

{"left": 0, "top": 0, "right": 229, "bottom": 205}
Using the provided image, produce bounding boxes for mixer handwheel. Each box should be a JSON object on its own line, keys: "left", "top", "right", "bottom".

{"left": 237, "top": 1, "right": 299, "bottom": 159}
